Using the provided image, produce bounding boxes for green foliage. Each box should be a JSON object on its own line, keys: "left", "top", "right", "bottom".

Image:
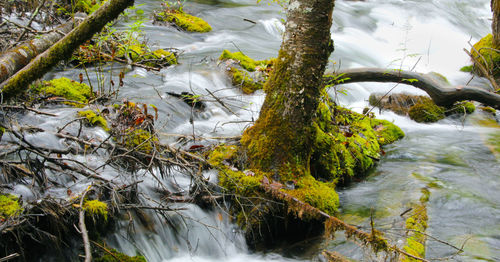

{"left": 78, "top": 110, "right": 109, "bottom": 131}
{"left": 83, "top": 199, "right": 108, "bottom": 221}
{"left": 94, "top": 248, "right": 146, "bottom": 262}
{"left": 408, "top": 98, "right": 445, "bottom": 123}
{"left": 0, "top": 194, "right": 22, "bottom": 220}
{"left": 30, "top": 77, "right": 93, "bottom": 106}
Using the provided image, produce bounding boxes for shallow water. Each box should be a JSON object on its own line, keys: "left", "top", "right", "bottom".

{"left": 6, "top": 0, "right": 500, "bottom": 261}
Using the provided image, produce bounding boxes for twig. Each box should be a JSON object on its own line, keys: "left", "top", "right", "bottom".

{"left": 205, "top": 88, "right": 238, "bottom": 116}
{"left": 0, "top": 105, "right": 57, "bottom": 116}
{"left": 0, "top": 253, "right": 20, "bottom": 262}
{"left": 16, "top": 0, "right": 46, "bottom": 42}
{"left": 79, "top": 187, "right": 92, "bottom": 262}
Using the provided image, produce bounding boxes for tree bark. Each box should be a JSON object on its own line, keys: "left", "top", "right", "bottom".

{"left": 0, "top": 14, "right": 86, "bottom": 84}
{"left": 0, "top": 0, "right": 135, "bottom": 101}
{"left": 326, "top": 68, "right": 500, "bottom": 108}
{"left": 240, "top": 0, "right": 335, "bottom": 175}
{"left": 492, "top": 0, "right": 500, "bottom": 47}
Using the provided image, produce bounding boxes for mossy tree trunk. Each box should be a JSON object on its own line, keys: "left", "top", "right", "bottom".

{"left": 240, "top": 0, "right": 335, "bottom": 177}
{"left": 0, "top": 0, "right": 135, "bottom": 100}
{"left": 493, "top": 0, "right": 500, "bottom": 47}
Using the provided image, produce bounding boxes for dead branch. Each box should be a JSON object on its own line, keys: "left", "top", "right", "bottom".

{"left": 325, "top": 68, "right": 500, "bottom": 108}
{"left": 79, "top": 187, "right": 92, "bottom": 262}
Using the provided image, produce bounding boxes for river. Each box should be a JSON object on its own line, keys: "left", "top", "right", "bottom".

{"left": 13, "top": 0, "right": 500, "bottom": 261}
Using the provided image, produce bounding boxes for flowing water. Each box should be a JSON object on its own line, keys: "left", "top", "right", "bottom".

{"left": 6, "top": 0, "right": 500, "bottom": 261}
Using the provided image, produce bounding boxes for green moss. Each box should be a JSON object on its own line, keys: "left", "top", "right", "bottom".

{"left": 311, "top": 95, "right": 404, "bottom": 182}
{"left": 0, "top": 194, "right": 22, "bottom": 220}
{"left": 122, "top": 129, "right": 158, "bottom": 154}
{"left": 30, "top": 77, "right": 93, "bottom": 106}
{"left": 371, "top": 119, "right": 405, "bottom": 146}
{"left": 471, "top": 34, "right": 500, "bottom": 78}
{"left": 401, "top": 189, "right": 429, "bottom": 261}
{"left": 75, "top": 0, "right": 106, "bottom": 14}
{"left": 151, "top": 49, "right": 177, "bottom": 65}
{"left": 408, "top": 98, "right": 445, "bottom": 123}
{"left": 94, "top": 248, "right": 146, "bottom": 262}
{"left": 229, "top": 67, "right": 264, "bottom": 94}
{"left": 446, "top": 101, "right": 475, "bottom": 115}
{"left": 428, "top": 72, "right": 450, "bottom": 84}
{"left": 83, "top": 199, "right": 108, "bottom": 221}
{"left": 285, "top": 175, "right": 339, "bottom": 215}
{"left": 116, "top": 44, "right": 146, "bottom": 62}
{"left": 460, "top": 65, "right": 473, "bottom": 72}
{"left": 78, "top": 110, "right": 109, "bottom": 131}
{"left": 155, "top": 10, "right": 211, "bottom": 33}
{"left": 219, "top": 50, "right": 269, "bottom": 72}
{"left": 480, "top": 106, "right": 497, "bottom": 115}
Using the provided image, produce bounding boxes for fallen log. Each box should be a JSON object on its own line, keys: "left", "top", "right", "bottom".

{"left": 325, "top": 68, "right": 500, "bottom": 108}
{"left": 0, "top": 0, "right": 135, "bottom": 100}
{"left": 0, "top": 5, "right": 80, "bottom": 85}
{"left": 259, "top": 179, "right": 429, "bottom": 261}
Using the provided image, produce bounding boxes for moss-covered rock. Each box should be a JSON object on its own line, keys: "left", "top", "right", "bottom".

{"left": 480, "top": 106, "right": 497, "bottom": 115}
{"left": 228, "top": 67, "right": 264, "bottom": 94}
{"left": 83, "top": 199, "right": 108, "bottom": 221}
{"left": 471, "top": 34, "right": 500, "bottom": 78}
{"left": 30, "top": 77, "right": 93, "bottom": 106}
{"left": 94, "top": 248, "right": 146, "bottom": 262}
{"left": 446, "top": 101, "right": 476, "bottom": 115}
{"left": 78, "top": 110, "right": 109, "bottom": 131}
{"left": 0, "top": 194, "right": 23, "bottom": 220}
{"left": 408, "top": 98, "right": 445, "bottom": 123}
{"left": 154, "top": 9, "right": 211, "bottom": 33}
{"left": 219, "top": 50, "right": 274, "bottom": 94}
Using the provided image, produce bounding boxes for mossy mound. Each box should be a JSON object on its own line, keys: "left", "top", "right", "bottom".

{"left": 75, "top": 0, "right": 107, "bottom": 14}
{"left": 154, "top": 9, "right": 211, "bottom": 33}
{"left": 30, "top": 77, "right": 93, "bottom": 107}
{"left": 78, "top": 110, "right": 109, "bottom": 131}
{"left": 408, "top": 99, "right": 445, "bottom": 123}
{"left": 471, "top": 34, "right": 500, "bottom": 78}
{"left": 312, "top": 92, "right": 404, "bottom": 182}
{"left": 219, "top": 50, "right": 274, "bottom": 94}
{"left": 0, "top": 194, "right": 23, "bottom": 220}
{"left": 94, "top": 248, "right": 146, "bottom": 262}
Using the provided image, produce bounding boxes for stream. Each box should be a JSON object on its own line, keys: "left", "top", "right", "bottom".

{"left": 7, "top": 0, "right": 500, "bottom": 261}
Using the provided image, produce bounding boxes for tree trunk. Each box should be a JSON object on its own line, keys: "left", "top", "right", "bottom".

{"left": 0, "top": 14, "right": 86, "bottom": 85}
{"left": 492, "top": 0, "right": 500, "bottom": 47}
{"left": 0, "top": 0, "right": 135, "bottom": 100}
{"left": 240, "top": 0, "right": 335, "bottom": 176}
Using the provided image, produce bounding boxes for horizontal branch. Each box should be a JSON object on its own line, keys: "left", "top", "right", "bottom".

{"left": 326, "top": 68, "right": 500, "bottom": 108}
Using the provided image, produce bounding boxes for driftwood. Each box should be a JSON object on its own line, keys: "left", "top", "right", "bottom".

{"left": 325, "top": 68, "right": 500, "bottom": 108}
{"left": 0, "top": 0, "right": 135, "bottom": 100}
{"left": 0, "top": 8, "right": 82, "bottom": 84}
